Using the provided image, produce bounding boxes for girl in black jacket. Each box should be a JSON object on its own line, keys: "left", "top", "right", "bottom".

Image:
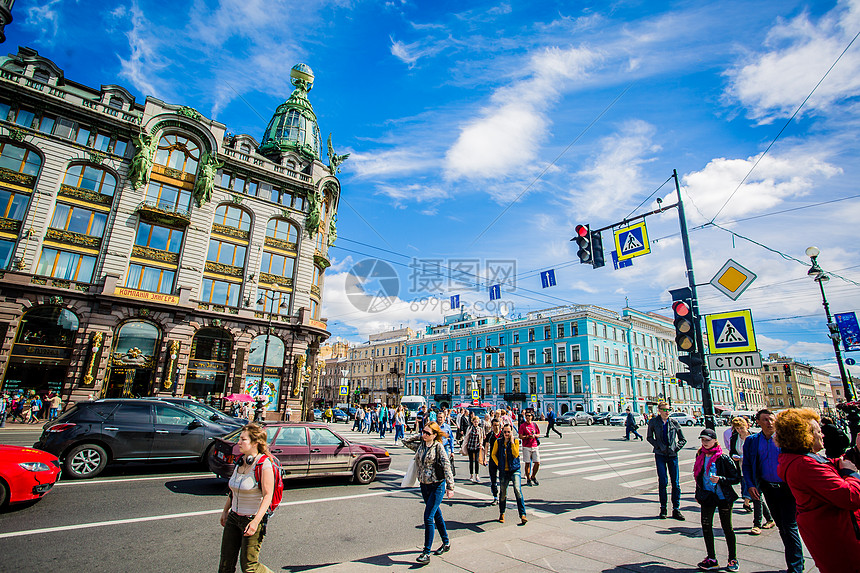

{"left": 693, "top": 429, "right": 741, "bottom": 572}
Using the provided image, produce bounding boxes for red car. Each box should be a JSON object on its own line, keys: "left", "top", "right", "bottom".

{"left": 208, "top": 422, "right": 391, "bottom": 484}
{"left": 0, "top": 445, "right": 62, "bottom": 507}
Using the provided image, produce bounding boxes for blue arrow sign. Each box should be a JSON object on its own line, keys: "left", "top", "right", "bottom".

{"left": 540, "top": 269, "right": 556, "bottom": 288}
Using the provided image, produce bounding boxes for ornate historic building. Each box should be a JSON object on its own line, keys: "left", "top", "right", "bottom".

{"left": 0, "top": 48, "right": 344, "bottom": 419}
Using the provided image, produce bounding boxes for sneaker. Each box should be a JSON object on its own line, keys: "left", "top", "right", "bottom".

{"left": 697, "top": 557, "right": 719, "bottom": 571}
{"left": 416, "top": 552, "right": 431, "bottom": 564}
{"left": 725, "top": 559, "right": 739, "bottom": 572}
{"left": 671, "top": 510, "right": 685, "bottom": 521}
{"left": 531, "top": 477, "right": 539, "bottom": 486}
{"left": 433, "top": 544, "right": 451, "bottom": 555}
{"left": 658, "top": 509, "right": 668, "bottom": 519}
{"left": 750, "top": 526, "right": 762, "bottom": 535}
{"left": 474, "top": 475, "right": 481, "bottom": 483}
{"left": 762, "top": 520, "right": 776, "bottom": 529}
{"left": 526, "top": 478, "right": 532, "bottom": 486}
{"left": 490, "top": 497, "right": 497, "bottom": 506}
{"left": 520, "top": 515, "right": 528, "bottom": 525}
{"left": 498, "top": 514, "right": 505, "bottom": 523}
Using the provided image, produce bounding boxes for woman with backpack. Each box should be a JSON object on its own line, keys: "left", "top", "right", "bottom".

{"left": 492, "top": 423, "right": 528, "bottom": 525}
{"left": 403, "top": 421, "right": 455, "bottom": 564}
{"left": 218, "top": 423, "right": 276, "bottom": 573}
{"left": 693, "top": 428, "right": 741, "bottom": 572}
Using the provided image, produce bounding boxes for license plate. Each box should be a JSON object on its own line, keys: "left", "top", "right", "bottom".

{"left": 216, "top": 451, "right": 225, "bottom": 461}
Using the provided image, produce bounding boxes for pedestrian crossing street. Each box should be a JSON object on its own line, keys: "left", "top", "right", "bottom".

{"left": 335, "top": 425, "right": 696, "bottom": 492}
{"left": 539, "top": 441, "right": 695, "bottom": 489}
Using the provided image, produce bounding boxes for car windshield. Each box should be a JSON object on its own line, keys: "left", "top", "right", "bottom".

{"left": 174, "top": 401, "right": 219, "bottom": 419}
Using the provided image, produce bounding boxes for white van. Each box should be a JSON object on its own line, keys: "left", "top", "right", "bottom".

{"left": 721, "top": 410, "right": 757, "bottom": 424}
{"left": 400, "top": 395, "right": 426, "bottom": 427}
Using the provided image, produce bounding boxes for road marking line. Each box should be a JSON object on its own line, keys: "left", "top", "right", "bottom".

{"left": 0, "top": 489, "right": 411, "bottom": 539}
{"left": 539, "top": 448, "right": 613, "bottom": 458}
{"left": 55, "top": 474, "right": 215, "bottom": 486}
{"left": 584, "top": 458, "right": 694, "bottom": 481}
{"left": 554, "top": 456, "right": 694, "bottom": 476}
{"left": 539, "top": 449, "right": 621, "bottom": 461}
{"left": 543, "top": 452, "right": 649, "bottom": 470}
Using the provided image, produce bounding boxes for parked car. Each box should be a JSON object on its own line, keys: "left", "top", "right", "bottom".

{"left": 208, "top": 422, "right": 391, "bottom": 484}
{"left": 0, "top": 445, "right": 62, "bottom": 507}
{"left": 313, "top": 409, "right": 323, "bottom": 421}
{"left": 588, "top": 412, "right": 612, "bottom": 425}
{"left": 143, "top": 397, "right": 247, "bottom": 426}
{"left": 34, "top": 399, "right": 240, "bottom": 479}
{"left": 609, "top": 414, "right": 627, "bottom": 426}
{"left": 331, "top": 408, "right": 349, "bottom": 423}
{"left": 346, "top": 407, "right": 358, "bottom": 419}
{"left": 558, "top": 411, "right": 594, "bottom": 426}
{"left": 668, "top": 411, "right": 697, "bottom": 426}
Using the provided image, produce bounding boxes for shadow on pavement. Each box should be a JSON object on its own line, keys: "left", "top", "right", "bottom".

{"left": 601, "top": 562, "right": 696, "bottom": 572}
{"left": 164, "top": 477, "right": 228, "bottom": 496}
{"left": 528, "top": 499, "right": 600, "bottom": 514}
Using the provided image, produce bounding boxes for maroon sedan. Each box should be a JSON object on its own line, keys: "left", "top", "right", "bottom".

{"left": 208, "top": 422, "right": 391, "bottom": 484}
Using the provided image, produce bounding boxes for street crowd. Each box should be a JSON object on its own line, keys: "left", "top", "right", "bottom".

{"left": 0, "top": 391, "right": 63, "bottom": 426}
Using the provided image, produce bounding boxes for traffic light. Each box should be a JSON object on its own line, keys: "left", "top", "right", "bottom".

{"left": 672, "top": 299, "right": 696, "bottom": 351}
{"left": 572, "top": 224, "right": 593, "bottom": 265}
{"left": 591, "top": 230, "right": 605, "bottom": 269}
{"left": 677, "top": 353, "right": 705, "bottom": 389}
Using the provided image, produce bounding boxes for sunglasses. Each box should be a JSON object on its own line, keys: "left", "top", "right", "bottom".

{"left": 422, "top": 430, "right": 433, "bottom": 436}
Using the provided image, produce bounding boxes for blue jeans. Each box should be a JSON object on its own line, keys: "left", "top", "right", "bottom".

{"left": 394, "top": 424, "right": 404, "bottom": 442}
{"left": 420, "top": 481, "right": 449, "bottom": 552}
{"left": 625, "top": 426, "right": 642, "bottom": 440}
{"left": 762, "top": 482, "right": 804, "bottom": 573}
{"left": 498, "top": 470, "right": 526, "bottom": 517}
{"left": 380, "top": 423, "right": 387, "bottom": 438}
{"left": 654, "top": 453, "right": 680, "bottom": 511}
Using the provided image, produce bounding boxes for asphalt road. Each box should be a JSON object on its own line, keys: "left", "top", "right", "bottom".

{"left": 0, "top": 421, "right": 702, "bottom": 572}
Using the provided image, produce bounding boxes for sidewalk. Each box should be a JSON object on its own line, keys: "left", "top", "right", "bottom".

{"left": 314, "top": 489, "right": 817, "bottom": 572}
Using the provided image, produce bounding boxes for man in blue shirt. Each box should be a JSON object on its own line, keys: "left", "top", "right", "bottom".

{"left": 742, "top": 409, "right": 803, "bottom": 573}
{"left": 646, "top": 402, "right": 686, "bottom": 520}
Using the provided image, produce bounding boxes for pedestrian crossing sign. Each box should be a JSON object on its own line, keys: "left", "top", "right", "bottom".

{"left": 472, "top": 389, "right": 480, "bottom": 400}
{"left": 614, "top": 222, "right": 650, "bottom": 261}
{"left": 705, "top": 309, "right": 757, "bottom": 354}
{"left": 339, "top": 386, "right": 348, "bottom": 396}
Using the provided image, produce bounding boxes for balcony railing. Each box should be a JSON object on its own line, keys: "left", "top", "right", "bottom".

{"left": 136, "top": 201, "right": 191, "bottom": 227}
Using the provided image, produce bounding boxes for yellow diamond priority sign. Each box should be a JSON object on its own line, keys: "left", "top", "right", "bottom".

{"left": 710, "top": 259, "right": 756, "bottom": 301}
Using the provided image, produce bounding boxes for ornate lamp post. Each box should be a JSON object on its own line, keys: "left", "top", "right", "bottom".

{"left": 254, "top": 292, "right": 288, "bottom": 422}
{"left": 806, "top": 246, "right": 859, "bottom": 442}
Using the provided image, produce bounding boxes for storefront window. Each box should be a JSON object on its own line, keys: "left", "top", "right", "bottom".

{"left": 185, "top": 328, "right": 233, "bottom": 399}
{"left": 247, "top": 334, "right": 284, "bottom": 412}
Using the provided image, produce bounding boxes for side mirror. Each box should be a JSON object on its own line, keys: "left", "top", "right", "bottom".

{"left": 189, "top": 419, "right": 203, "bottom": 429}
{"left": 210, "top": 414, "right": 220, "bottom": 421}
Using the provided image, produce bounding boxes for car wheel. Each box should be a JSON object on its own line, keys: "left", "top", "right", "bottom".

{"left": 686, "top": 420, "right": 694, "bottom": 426}
{"left": 587, "top": 418, "right": 593, "bottom": 426}
{"left": 353, "top": 459, "right": 377, "bottom": 485}
{"left": 64, "top": 443, "right": 108, "bottom": 479}
{"left": 0, "top": 479, "right": 8, "bottom": 507}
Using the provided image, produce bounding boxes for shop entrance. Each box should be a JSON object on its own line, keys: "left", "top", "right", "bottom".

{"left": 104, "top": 367, "right": 154, "bottom": 398}
{"left": 104, "top": 320, "right": 161, "bottom": 398}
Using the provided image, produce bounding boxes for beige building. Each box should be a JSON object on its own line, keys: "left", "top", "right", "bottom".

{"left": 728, "top": 368, "right": 766, "bottom": 412}
{"left": 831, "top": 377, "right": 848, "bottom": 405}
{"left": 0, "top": 49, "right": 342, "bottom": 420}
{"left": 811, "top": 366, "right": 836, "bottom": 413}
{"left": 761, "top": 354, "right": 818, "bottom": 410}
{"left": 348, "top": 328, "right": 415, "bottom": 406}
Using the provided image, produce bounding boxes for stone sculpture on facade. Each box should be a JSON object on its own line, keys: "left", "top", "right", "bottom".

{"left": 327, "top": 133, "right": 349, "bottom": 175}
{"left": 306, "top": 189, "right": 323, "bottom": 237}
{"left": 129, "top": 133, "right": 155, "bottom": 190}
{"left": 193, "top": 151, "right": 224, "bottom": 207}
{"left": 327, "top": 214, "right": 337, "bottom": 247}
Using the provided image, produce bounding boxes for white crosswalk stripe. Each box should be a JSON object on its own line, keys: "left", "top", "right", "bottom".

{"left": 542, "top": 451, "right": 649, "bottom": 470}
{"left": 584, "top": 458, "right": 694, "bottom": 481}
{"left": 539, "top": 447, "right": 612, "bottom": 458}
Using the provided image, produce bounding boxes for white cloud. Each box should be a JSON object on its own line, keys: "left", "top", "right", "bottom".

{"left": 566, "top": 120, "right": 660, "bottom": 218}
{"left": 680, "top": 151, "right": 841, "bottom": 223}
{"left": 726, "top": 0, "right": 860, "bottom": 123}
{"left": 117, "top": 3, "right": 170, "bottom": 99}
{"left": 23, "top": 0, "right": 62, "bottom": 45}
{"left": 445, "top": 46, "right": 600, "bottom": 179}
{"left": 390, "top": 36, "right": 451, "bottom": 67}
{"left": 349, "top": 148, "right": 439, "bottom": 178}
{"left": 375, "top": 183, "right": 449, "bottom": 204}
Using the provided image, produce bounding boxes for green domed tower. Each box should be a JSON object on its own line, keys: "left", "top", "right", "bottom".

{"left": 258, "top": 63, "right": 323, "bottom": 161}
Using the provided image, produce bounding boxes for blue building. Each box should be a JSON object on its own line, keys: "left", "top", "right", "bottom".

{"left": 405, "top": 304, "right": 734, "bottom": 416}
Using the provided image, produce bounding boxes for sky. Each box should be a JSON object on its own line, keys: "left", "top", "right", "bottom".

{"left": 10, "top": 0, "right": 860, "bottom": 378}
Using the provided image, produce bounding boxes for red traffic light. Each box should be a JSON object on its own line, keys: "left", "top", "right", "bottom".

{"left": 575, "top": 224, "right": 589, "bottom": 237}
{"left": 672, "top": 300, "right": 691, "bottom": 317}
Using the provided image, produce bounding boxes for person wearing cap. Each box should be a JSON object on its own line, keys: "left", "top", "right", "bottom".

{"left": 693, "top": 428, "right": 741, "bottom": 571}
{"left": 646, "top": 401, "right": 687, "bottom": 520}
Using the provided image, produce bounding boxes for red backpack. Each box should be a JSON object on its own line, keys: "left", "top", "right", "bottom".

{"left": 253, "top": 454, "right": 284, "bottom": 516}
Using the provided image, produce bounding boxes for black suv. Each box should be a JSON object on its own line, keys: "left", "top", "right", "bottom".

{"left": 35, "top": 399, "right": 241, "bottom": 479}
{"left": 142, "top": 397, "right": 248, "bottom": 425}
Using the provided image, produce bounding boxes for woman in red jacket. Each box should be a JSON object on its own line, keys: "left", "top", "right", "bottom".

{"left": 775, "top": 408, "right": 860, "bottom": 573}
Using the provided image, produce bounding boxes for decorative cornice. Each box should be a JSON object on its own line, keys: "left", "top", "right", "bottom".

{"left": 264, "top": 236, "right": 297, "bottom": 252}
{"left": 151, "top": 163, "right": 195, "bottom": 185}
{"left": 314, "top": 252, "right": 330, "bottom": 270}
{"left": 0, "top": 166, "right": 36, "bottom": 188}
{"left": 204, "top": 260, "right": 244, "bottom": 278}
{"left": 58, "top": 184, "right": 112, "bottom": 205}
{"left": 136, "top": 201, "right": 191, "bottom": 227}
{"left": 211, "top": 223, "right": 250, "bottom": 241}
{"left": 45, "top": 227, "right": 102, "bottom": 249}
{"left": 0, "top": 216, "right": 22, "bottom": 234}
{"left": 259, "top": 272, "right": 293, "bottom": 289}
{"left": 131, "top": 245, "right": 179, "bottom": 264}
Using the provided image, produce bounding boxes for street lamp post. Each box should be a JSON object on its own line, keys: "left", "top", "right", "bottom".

{"left": 255, "top": 292, "right": 288, "bottom": 423}
{"left": 659, "top": 362, "right": 672, "bottom": 408}
{"left": 806, "top": 246, "right": 859, "bottom": 442}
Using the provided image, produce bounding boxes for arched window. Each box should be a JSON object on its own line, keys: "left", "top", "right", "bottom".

{"left": 213, "top": 204, "right": 251, "bottom": 232}
{"left": 249, "top": 334, "right": 285, "bottom": 367}
{"left": 266, "top": 219, "right": 298, "bottom": 243}
{"left": 0, "top": 142, "right": 41, "bottom": 176}
{"left": 114, "top": 320, "right": 161, "bottom": 357}
{"left": 154, "top": 133, "right": 200, "bottom": 174}
{"left": 62, "top": 164, "right": 117, "bottom": 196}
{"left": 16, "top": 306, "right": 79, "bottom": 347}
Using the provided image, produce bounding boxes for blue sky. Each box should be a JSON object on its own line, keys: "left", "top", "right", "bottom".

{"left": 12, "top": 0, "right": 860, "bottom": 377}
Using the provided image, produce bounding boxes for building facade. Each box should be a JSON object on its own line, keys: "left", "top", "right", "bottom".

{"left": 0, "top": 48, "right": 342, "bottom": 419}
{"left": 811, "top": 365, "right": 835, "bottom": 414}
{"left": 345, "top": 328, "right": 413, "bottom": 407}
{"left": 403, "top": 305, "right": 732, "bottom": 416}
{"left": 728, "top": 368, "right": 766, "bottom": 412}
{"left": 761, "top": 353, "right": 819, "bottom": 410}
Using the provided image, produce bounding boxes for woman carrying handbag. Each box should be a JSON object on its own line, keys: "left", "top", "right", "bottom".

{"left": 402, "top": 422, "right": 455, "bottom": 564}
{"left": 461, "top": 414, "right": 485, "bottom": 483}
